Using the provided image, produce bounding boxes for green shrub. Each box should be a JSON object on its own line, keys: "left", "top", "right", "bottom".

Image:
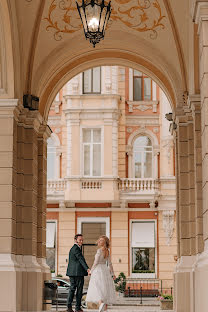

{"left": 159, "top": 294, "right": 173, "bottom": 301}
{"left": 114, "top": 272, "right": 126, "bottom": 293}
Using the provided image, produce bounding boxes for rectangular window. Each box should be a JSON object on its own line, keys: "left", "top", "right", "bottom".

{"left": 83, "top": 67, "right": 101, "bottom": 94}
{"left": 83, "top": 128, "right": 101, "bottom": 177}
{"left": 46, "top": 221, "right": 56, "bottom": 274}
{"left": 131, "top": 221, "right": 156, "bottom": 275}
{"left": 82, "top": 222, "right": 106, "bottom": 267}
{"left": 133, "top": 70, "right": 152, "bottom": 101}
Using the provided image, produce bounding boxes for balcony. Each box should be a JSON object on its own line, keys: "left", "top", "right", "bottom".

{"left": 47, "top": 179, "right": 66, "bottom": 202}
{"left": 118, "top": 178, "right": 159, "bottom": 201}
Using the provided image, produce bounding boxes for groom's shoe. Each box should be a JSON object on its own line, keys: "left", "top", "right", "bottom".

{"left": 65, "top": 307, "right": 74, "bottom": 312}
{"left": 75, "top": 309, "right": 83, "bottom": 312}
{"left": 99, "top": 302, "right": 105, "bottom": 312}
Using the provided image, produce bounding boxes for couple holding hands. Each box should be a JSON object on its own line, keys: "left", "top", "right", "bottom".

{"left": 66, "top": 234, "right": 116, "bottom": 312}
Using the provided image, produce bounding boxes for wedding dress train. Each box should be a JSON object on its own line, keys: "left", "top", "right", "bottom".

{"left": 86, "top": 248, "right": 116, "bottom": 305}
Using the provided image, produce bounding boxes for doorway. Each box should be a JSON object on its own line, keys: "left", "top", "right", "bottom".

{"left": 77, "top": 217, "right": 110, "bottom": 284}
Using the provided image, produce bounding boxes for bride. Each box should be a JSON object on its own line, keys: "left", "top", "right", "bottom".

{"left": 86, "top": 235, "right": 116, "bottom": 312}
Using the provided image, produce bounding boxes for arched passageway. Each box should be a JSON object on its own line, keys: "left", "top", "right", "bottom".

{"left": 0, "top": 0, "right": 207, "bottom": 312}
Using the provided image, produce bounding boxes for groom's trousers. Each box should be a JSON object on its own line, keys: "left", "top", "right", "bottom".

{"left": 67, "top": 276, "right": 84, "bottom": 310}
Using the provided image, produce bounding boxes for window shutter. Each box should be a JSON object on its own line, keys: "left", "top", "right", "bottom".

{"left": 131, "top": 222, "right": 155, "bottom": 247}
{"left": 46, "top": 222, "right": 56, "bottom": 248}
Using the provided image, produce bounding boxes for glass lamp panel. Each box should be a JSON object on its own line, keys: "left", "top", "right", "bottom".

{"left": 83, "top": 129, "right": 91, "bottom": 142}
{"left": 84, "top": 145, "right": 90, "bottom": 175}
{"left": 86, "top": 3, "right": 100, "bottom": 32}
{"left": 93, "top": 144, "right": 101, "bottom": 176}
{"left": 93, "top": 129, "right": 101, "bottom": 142}
{"left": 144, "top": 77, "right": 151, "bottom": 100}
{"left": 99, "top": 6, "right": 107, "bottom": 31}
{"left": 93, "top": 67, "right": 101, "bottom": 92}
{"left": 134, "top": 152, "right": 142, "bottom": 178}
{"left": 80, "top": 7, "right": 88, "bottom": 31}
{"left": 143, "top": 151, "right": 152, "bottom": 178}
{"left": 133, "top": 77, "right": 142, "bottom": 101}
{"left": 83, "top": 69, "right": 92, "bottom": 93}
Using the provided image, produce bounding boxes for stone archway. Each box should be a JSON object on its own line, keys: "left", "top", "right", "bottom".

{"left": 1, "top": 0, "right": 208, "bottom": 311}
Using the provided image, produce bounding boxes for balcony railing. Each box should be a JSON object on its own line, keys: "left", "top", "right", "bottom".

{"left": 81, "top": 180, "right": 102, "bottom": 189}
{"left": 47, "top": 179, "right": 66, "bottom": 193}
{"left": 118, "top": 178, "right": 158, "bottom": 192}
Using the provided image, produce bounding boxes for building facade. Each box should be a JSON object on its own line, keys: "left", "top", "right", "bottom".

{"left": 46, "top": 66, "right": 176, "bottom": 292}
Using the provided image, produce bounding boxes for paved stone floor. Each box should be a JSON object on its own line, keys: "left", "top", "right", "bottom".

{"left": 52, "top": 305, "right": 173, "bottom": 312}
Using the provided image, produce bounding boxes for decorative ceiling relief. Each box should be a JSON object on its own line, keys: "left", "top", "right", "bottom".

{"left": 44, "top": 0, "right": 166, "bottom": 41}
{"left": 110, "top": 0, "right": 166, "bottom": 39}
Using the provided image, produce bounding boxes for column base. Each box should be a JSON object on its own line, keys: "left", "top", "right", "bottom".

{"left": 194, "top": 246, "right": 208, "bottom": 312}
{"left": 0, "top": 254, "right": 21, "bottom": 312}
{"left": 173, "top": 255, "right": 196, "bottom": 312}
{"left": 0, "top": 254, "right": 50, "bottom": 312}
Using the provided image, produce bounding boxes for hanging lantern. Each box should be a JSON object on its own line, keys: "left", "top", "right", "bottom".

{"left": 76, "top": 0, "right": 111, "bottom": 47}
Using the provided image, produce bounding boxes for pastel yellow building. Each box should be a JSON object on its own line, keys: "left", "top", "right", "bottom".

{"left": 46, "top": 66, "right": 176, "bottom": 294}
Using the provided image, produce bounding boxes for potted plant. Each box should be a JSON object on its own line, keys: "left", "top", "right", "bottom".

{"left": 114, "top": 272, "right": 126, "bottom": 296}
{"left": 159, "top": 294, "right": 173, "bottom": 310}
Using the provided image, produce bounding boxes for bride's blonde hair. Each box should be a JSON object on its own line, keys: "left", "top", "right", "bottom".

{"left": 97, "top": 235, "right": 110, "bottom": 258}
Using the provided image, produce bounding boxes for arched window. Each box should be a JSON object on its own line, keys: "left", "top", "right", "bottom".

{"left": 133, "top": 136, "right": 153, "bottom": 178}
{"left": 47, "top": 137, "right": 57, "bottom": 179}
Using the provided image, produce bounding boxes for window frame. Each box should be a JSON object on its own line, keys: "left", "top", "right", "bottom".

{"left": 133, "top": 135, "right": 153, "bottom": 179}
{"left": 133, "top": 70, "right": 152, "bottom": 101}
{"left": 47, "top": 134, "right": 61, "bottom": 180}
{"left": 81, "top": 127, "right": 103, "bottom": 177}
{"left": 130, "top": 219, "right": 157, "bottom": 279}
{"left": 46, "top": 220, "right": 58, "bottom": 275}
{"left": 82, "top": 67, "right": 102, "bottom": 94}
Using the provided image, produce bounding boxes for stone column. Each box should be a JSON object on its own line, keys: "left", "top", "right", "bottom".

{"left": 19, "top": 110, "right": 43, "bottom": 312}
{"left": 0, "top": 99, "right": 21, "bottom": 312}
{"left": 118, "top": 67, "right": 126, "bottom": 178}
{"left": 190, "top": 97, "right": 203, "bottom": 255}
{"left": 192, "top": 3, "right": 208, "bottom": 311}
{"left": 37, "top": 125, "right": 51, "bottom": 276}
{"left": 174, "top": 109, "right": 195, "bottom": 312}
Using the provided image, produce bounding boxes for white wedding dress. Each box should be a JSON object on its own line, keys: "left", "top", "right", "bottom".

{"left": 86, "top": 248, "right": 116, "bottom": 305}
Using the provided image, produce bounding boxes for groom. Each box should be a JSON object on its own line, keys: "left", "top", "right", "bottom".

{"left": 66, "top": 234, "right": 91, "bottom": 312}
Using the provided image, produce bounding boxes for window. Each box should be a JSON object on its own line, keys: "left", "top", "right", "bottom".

{"left": 83, "top": 67, "right": 101, "bottom": 94}
{"left": 83, "top": 128, "right": 101, "bottom": 176}
{"left": 133, "top": 70, "right": 152, "bottom": 101}
{"left": 131, "top": 221, "right": 156, "bottom": 275}
{"left": 133, "top": 136, "right": 153, "bottom": 178}
{"left": 47, "top": 137, "right": 56, "bottom": 179}
{"left": 82, "top": 222, "right": 106, "bottom": 267}
{"left": 46, "top": 221, "right": 56, "bottom": 273}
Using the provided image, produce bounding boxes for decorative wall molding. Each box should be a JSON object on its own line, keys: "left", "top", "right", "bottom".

{"left": 47, "top": 116, "right": 62, "bottom": 126}
{"left": 126, "top": 115, "right": 159, "bottom": 126}
{"left": 162, "top": 210, "right": 175, "bottom": 246}
{"left": 44, "top": 0, "right": 166, "bottom": 41}
{"left": 127, "top": 100, "right": 159, "bottom": 113}
{"left": 162, "top": 137, "right": 174, "bottom": 164}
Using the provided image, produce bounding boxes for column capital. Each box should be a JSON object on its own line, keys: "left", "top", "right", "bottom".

{"left": 192, "top": 1, "right": 208, "bottom": 33}
{"left": 188, "top": 94, "right": 201, "bottom": 112}
{"left": 38, "top": 124, "right": 52, "bottom": 140}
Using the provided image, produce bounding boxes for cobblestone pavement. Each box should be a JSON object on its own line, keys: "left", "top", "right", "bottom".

{"left": 52, "top": 305, "right": 173, "bottom": 312}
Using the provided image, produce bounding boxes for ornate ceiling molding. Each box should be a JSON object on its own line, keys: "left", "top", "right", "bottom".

{"left": 44, "top": 0, "right": 166, "bottom": 41}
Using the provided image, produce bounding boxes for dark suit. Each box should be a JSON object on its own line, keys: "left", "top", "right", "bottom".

{"left": 66, "top": 244, "right": 89, "bottom": 310}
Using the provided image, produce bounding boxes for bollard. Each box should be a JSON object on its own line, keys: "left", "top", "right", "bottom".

{"left": 140, "top": 286, "right": 142, "bottom": 304}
